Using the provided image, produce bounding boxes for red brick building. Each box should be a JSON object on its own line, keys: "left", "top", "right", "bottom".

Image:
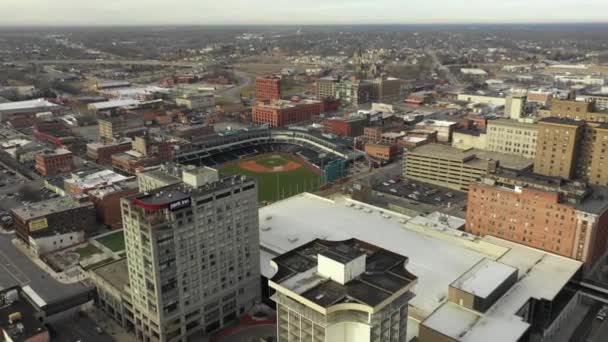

{"left": 89, "top": 182, "right": 139, "bottom": 229}
{"left": 35, "top": 149, "right": 73, "bottom": 176}
{"left": 325, "top": 116, "right": 369, "bottom": 137}
{"left": 256, "top": 76, "right": 282, "bottom": 102}
{"left": 252, "top": 100, "right": 323, "bottom": 127}
{"left": 365, "top": 143, "right": 398, "bottom": 162}
{"left": 466, "top": 172, "right": 608, "bottom": 270}
{"left": 86, "top": 140, "right": 133, "bottom": 165}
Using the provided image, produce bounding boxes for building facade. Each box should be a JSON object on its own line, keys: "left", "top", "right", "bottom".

{"left": 466, "top": 172, "right": 608, "bottom": 269}
{"left": 403, "top": 144, "right": 532, "bottom": 192}
{"left": 121, "top": 169, "right": 261, "bottom": 341}
{"left": 269, "top": 238, "right": 417, "bottom": 342}
{"left": 324, "top": 116, "right": 368, "bottom": 137}
{"left": 35, "top": 148, "right": 73, "bottom": 176}
{"left": 255, "top": 76, "right": 282, "bottom": 102}
{"left": 252, "top": 100, "right": 323, "bottom": 128}
{"left": 533, "top": 118, "right": 584, "bottom": 180}
{"left": 486, "top": 119, "right": 539, "bottom": 159}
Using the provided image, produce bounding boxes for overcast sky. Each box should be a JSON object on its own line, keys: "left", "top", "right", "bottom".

{"left": 2, "top": 0, "right": 608, "bottom": 26}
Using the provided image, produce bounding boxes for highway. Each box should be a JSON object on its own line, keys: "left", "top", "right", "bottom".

{"left": 426, "top": 49, "right": 462, "bottom": 86}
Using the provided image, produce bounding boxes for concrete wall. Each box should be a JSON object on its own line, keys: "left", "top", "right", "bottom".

{"left": 452, "top": 132, "right": 487, "bottom": 150}
{"left": 327, "top": 322, "right": 371, "bottom": 342}
{"left": 29, "top": 230, "right": 85, "bottom": 256}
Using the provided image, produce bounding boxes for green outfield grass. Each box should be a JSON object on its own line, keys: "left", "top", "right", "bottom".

{"left": 220, "top": 154, "right": 324, "bottom": 203}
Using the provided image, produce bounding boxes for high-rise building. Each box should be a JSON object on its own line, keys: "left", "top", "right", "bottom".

{"left": 486, "top": 119, "right": 539, "bottom": 159}
{"left": 120, "top": 167, "right": 260, "bottom": 341}
{"left": 256, "top": 76, "right": 282, "bottom": 102}
{"left": 533, "top": 118, "right": 584, "bottom": 179}
{"left": 251, "top": 99, "right": 324, "bottom": 127}
{"left": 269, "top": 238, "right": 417, "bottom": 342}
{"left": 466, "top": 171, "right": 608, "bottom": 270}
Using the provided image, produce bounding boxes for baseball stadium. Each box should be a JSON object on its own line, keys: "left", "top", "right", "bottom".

{"left": 175, "top": 127, "right": 364, "bottom": 202}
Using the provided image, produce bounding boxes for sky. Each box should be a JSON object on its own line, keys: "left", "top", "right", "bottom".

{"left": 1, "top": 0, "right": 608, "bottom": 26}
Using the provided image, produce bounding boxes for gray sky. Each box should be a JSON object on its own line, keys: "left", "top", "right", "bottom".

{"left": 2, "top": 0, "right": 608, "bottom": 26}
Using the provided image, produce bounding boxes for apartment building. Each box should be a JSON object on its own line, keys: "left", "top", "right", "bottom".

{"left": 121, "top": 167, "right": 260, "bottom": 341}
{"left": 316, "top": 77, "right": 373, "bottom": 106}
{"left": 255, "top": 76, "right": 281, "bottom": 102}
{"left": 486, "top": 119, "right": 539, "bottom": 159}
{"left": 403, "top": 144, "right": 533, "bottom": 192}
{"left": 533, "top": 118, "right": 584, "bottom": 179}
{"left": 269, "top": 238, "right": 417, "bottom": 342}
{"left": 466, "top": 171, "right": 608, "bottom": 270}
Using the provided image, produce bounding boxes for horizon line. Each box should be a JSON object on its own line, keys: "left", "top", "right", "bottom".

{"left": 2, "top": 21, "right": 608, "bottom": 28}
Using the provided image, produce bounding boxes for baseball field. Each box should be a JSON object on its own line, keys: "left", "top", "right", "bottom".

{"left": 219, "top": 153, "right": 324, "bottom": 203}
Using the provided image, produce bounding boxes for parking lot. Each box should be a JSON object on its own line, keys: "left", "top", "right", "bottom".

{"left": 374, "top": 177, "right": 467, "bottom": 207}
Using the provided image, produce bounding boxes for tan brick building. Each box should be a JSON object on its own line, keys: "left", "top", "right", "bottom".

{"left": 533, "top": 118, "right": 584, "bottom": 179}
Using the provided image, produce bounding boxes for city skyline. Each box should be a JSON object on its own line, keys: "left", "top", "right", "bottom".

{"left": 2, "top": 0, "right": 608, "bottom": 26}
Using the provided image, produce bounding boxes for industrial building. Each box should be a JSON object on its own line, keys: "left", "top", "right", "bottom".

{"left": 251, "top": 99, "right": 324, "bottom": 127}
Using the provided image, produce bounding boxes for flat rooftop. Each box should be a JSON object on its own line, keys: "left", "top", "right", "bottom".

{"left": 12, "top": 196, "right": 92, "bottom": 221}
{"left": 271, "top": 239, "right": 416, "bottom": 308}
{"left": 0, "top": 288, "right": 47, "bottom": 341}
{"left": 451, "top": 259, "right": 517, "bottom": 299}
{"left": 488, "top": 118, "right": 539, "bottom": 130}
{"left": 91, "top": 258, "right": 129, "bottom": 293}
{"left": 408, "top": 144, "right": 533, "bottom": 170}
{"left": 259, "top": 194, "right": 582, "bottom": 341}
{"left": 0, "top": 98, "right": 61, "bottom": 112}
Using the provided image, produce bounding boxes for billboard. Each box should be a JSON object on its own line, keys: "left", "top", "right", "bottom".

{"left": 168, "top": 197, "right": 192, "bottom": 212}
{"left": 29, "top": 218, "right": 48, "bottom": 232}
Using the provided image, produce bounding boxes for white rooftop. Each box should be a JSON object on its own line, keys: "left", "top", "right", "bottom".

{"left": 0, "top": 98, "right": 61, "bottom": 112}
{"left": 452, "top": 259, "right": 517, "bottom": 298}
{"left": 88, "top": 99, "right": 141, "bottom": 110}
{"left": 65, "top": 169, "right": 129, "bottom": 190}
{"left": 259, "top": 194, "right": 582, "bottom": 342}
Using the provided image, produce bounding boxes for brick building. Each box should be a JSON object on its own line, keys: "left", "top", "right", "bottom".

{"left": 11, "top": 196, "right": 96, "bottom": 252}
{"left": 363, "top": 126, "right": 382, "bottom": 143}
{"left": 88, "top": 181, "right": 139, "bottom": 229}
{"left": 365, "top": 143, "right": 398, "bottom": 162}
{"left": 466, "top": 171, "right": 608, "bottom": 270}
{"left": 324, "top": 116, "right": 369, "bottom": 137}
{"left": 251, "top": 99, "right": 323, "bottom": 127}
{"left": 86, "top": 139, "right": 133, "bottom": 165}
{"left": 255, "top": 76, "right": 282, "bottom": 102}
{"left": 35, "top": 148, "right": 73, "bottom": 176}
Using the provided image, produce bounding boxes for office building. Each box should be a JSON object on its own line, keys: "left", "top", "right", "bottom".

{"left": 35, "top": 148, "right": 73, "bottom": 176}
{"left": 88, "top": 181, "right": 139, "bottom": 229}
{"left": 533, "top": 118, "right": 584, "bottom": 179}
{"left": 316, "top": 77, "right": 373, "bottom": 106}
{"left": 120, "top": 167, "right": 260, "bottom": 341}
{"left": 255, "top": 76, "right": 282, "bottom": 102}
{"left": 403, "top": 143, "right": 533, "bottom": 192}
{"left": 467, "top": 171, "right": 608, "bottom": 269}
{"left": 363, "top": 126, "right": 382, "bottom": 143}
{"left": 99, "top": 114, "right": 128, "bottom": 141}
{"left": 371, "top": 77, "right": 402, "bottom": 102}
{"left": 251, "top": 100, "right": 324, "bottom": 127}
{"left": 324, "top": 115, "right": 368, "bottom": 137}
{"left": 270, "top": 238, "right": 417, "bottom": 342}
{"left": 259, "top": 193, "right": 582, "bottom": 342}
{"left": 175, "top": 93, "right": 215, "bottom": 110}
{"left": 486, "top": 119, "right": 539, "bottom": 159}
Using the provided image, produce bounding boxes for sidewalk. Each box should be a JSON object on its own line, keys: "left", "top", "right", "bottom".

{"left": 84, "top": 305, "right": 136, "bottom": 342}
